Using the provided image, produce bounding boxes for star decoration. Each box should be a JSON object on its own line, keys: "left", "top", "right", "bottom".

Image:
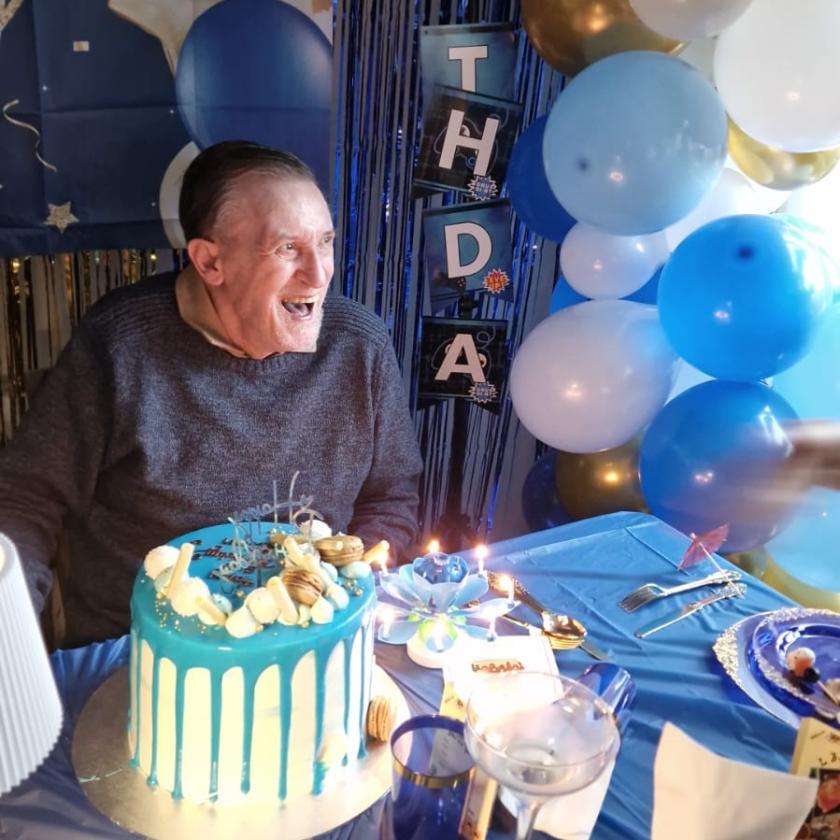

{"left": 468, "top": 382, "right": 498, "bottom": 404}
{"left": 44, "top": 202, "right": 79, "bottom": 234}
{"left": 483, "top": 268, "right": 510, "bottom": 295}
{"left": 467, "top": 174, "right": 499, "bottom": 201}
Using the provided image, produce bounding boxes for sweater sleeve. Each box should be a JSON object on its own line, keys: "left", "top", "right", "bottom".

{"left": 0, "top": 326, "right": 110, "bottom": 612}
{"left": 348, "top": 338, "right": 423, "bottom": 562}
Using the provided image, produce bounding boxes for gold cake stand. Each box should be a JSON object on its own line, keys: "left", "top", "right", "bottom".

{"left": 72, "top": 665, "right": 409, "bottom": 840}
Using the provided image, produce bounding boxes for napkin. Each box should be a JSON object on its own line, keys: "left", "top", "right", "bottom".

{"left": 652, "top": 723, "right": 817, "bottom": 840}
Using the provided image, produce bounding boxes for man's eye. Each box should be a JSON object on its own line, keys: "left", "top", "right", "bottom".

{"left": 276, "top": 243, "right": 298, "bottom": 257}
{"left": 318, "top": 235, "right": 335, "bottom": 249}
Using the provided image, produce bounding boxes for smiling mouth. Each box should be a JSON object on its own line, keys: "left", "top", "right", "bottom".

{"left": 281, "top": 297, "right": 317, "bottom": 318}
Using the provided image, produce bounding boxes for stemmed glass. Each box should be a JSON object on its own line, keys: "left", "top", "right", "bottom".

{"left": 464, "top": 671, "right": 620, "bottom": 840}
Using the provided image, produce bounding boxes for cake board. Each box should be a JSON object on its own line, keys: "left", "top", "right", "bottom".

{"left": 72, "top": 665, "right": 409, "bottom": 840}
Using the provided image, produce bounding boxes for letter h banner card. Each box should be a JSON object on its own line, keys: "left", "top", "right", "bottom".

{"left": 418, "top": 317, "right": 508, "bottom": 411}
{"left": 414, "top": 85, "right": 522, "bottom": 198}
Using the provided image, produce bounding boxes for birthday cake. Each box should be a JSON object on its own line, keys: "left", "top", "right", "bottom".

{"left": 128, "top": 519, "right": 383, "bottom": 804}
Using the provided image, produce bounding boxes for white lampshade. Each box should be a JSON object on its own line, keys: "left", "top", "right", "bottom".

{"left": 0, "top": 532, "right": 63, "bottom": 794}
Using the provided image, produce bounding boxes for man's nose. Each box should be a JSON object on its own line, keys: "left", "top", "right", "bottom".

{"left": 299, "top": 249, "right": 332, "bottom": 289}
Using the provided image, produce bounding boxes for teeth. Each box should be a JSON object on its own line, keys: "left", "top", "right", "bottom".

{"left": 283, "top": 297, "right": 316, "bottom": 304}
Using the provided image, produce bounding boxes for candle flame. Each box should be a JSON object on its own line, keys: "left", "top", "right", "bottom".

{"left": 499, "top": 574, "right": 514, "bottom": 602}
{"left": 475, "top": 544, "right": 488, "bottom": 560}
{"left": 427, "top": 538, "right": 440, "bottom": 554}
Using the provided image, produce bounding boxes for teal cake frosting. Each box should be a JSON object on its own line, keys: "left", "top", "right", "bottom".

{"left": 128, "top": 521, "right": 376, "bottom": 804}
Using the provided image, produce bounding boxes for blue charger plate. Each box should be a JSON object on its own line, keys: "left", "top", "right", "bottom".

{"left": 750, "top": 607, "right": 840, "bottom": 723}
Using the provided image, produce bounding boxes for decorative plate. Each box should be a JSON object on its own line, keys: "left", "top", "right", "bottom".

{"left": 750, "top": 607, "right": 840, "bottom": 722}
{"left": 713, "top": 611, "right": 800, "bottom": 728}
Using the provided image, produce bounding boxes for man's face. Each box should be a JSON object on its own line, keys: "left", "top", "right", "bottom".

{"left": 211, "top": 175, "right": 335, "bottom": 358}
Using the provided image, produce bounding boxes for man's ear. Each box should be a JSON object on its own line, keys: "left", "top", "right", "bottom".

{"left": 186, "top": 239, "right": 223, "bottom": 286}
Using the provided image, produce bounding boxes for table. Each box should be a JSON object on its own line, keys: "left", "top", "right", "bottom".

{"left": 0, "top": 512, "right": 800, "bottom": 840}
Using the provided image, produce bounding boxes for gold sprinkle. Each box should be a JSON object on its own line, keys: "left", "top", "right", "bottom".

{"left": 353, "top": 588, "right": 362, "bottom": 596}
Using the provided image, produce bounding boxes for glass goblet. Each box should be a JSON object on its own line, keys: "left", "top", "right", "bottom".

{"left": 464, "top": 670, "right": 619, "bottom": 840}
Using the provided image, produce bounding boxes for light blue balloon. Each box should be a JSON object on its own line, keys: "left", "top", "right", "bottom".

{"left": 640, "top": 380, "right": 800, "bottom": 552}
{"left": 659, "top": 214, "right": 834, "bottom": 381}
{"left": 543, "top": 51, "right": 726, "bottom": 235}
{"left": 774, "top": 304, "right": 840, "bottom": 419}
{"left": 766, "top": 488, "right": 840, "bottom": 593}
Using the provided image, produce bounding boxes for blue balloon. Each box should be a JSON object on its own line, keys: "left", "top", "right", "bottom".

{"left": 549, "top": 276, "right": 587, "bottom": 314}
{"left": 543, "top": 52, "right": 726, "bottom": 235}
{"left": 659, "top": 214, "right": 834, "bottom": 381}
{"left": 522, "top": 453, "right": 571, "bottom": 532}
{"left": 176, "top": 0, "right": 332, "bottom": 187}
{"left": 508, "top": 117, "right": 577, "bottom": 242}
{"left": 639, "top": 381, "right": 800, "bottom": 552}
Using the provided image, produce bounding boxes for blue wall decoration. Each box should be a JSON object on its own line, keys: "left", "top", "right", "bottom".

{"left": 0, "top": 0, "right": 332, "bottom": 255}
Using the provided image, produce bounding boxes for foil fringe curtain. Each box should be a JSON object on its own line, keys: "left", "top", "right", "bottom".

{"left": 0, "top": 250, "right": 185, "bottom": 444}
{"left": 1, "top": 0, "right": 561, "bottom": 545}
{"left": 334, "top": 0, "right": 563, "bottom": 543}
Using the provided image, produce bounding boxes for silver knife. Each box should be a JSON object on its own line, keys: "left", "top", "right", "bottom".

{"left": 634, "top": 584, "right": 747, "bottom": 639}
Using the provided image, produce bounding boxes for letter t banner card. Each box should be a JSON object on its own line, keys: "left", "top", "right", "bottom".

{"left": 418, "top": 317, "right": 508, "bottom": 411}
{"left": 423, "top": 199, "right": 513, "bottom": 312}
{"left": 414, "top": 85, "right": 522, "bottom": 197}
{"left": 420, "top": 23, "right": 517, "bottom": 102}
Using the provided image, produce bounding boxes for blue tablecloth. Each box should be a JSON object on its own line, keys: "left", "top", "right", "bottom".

{"left": 0, "top": 512, "right": 799, "bottom": 840}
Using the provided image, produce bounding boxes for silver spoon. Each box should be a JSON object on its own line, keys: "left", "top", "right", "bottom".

{"left": 485, "top": 571, "right": 612, "bottom": 661}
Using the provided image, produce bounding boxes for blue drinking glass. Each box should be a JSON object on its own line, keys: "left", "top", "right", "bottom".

{"left": 389, "top": 715, "right": 475, "bottom": 840}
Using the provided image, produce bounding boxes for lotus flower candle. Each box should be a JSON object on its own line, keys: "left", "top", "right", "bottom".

{"left": 376, "top": 540, "right": 516, "bottom": 668}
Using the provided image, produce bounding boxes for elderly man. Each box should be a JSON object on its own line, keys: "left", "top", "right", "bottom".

{"left": 0, "top": 141, "right": 423, "bottom": 647}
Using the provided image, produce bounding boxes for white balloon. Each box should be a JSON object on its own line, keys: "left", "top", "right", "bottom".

{"left": 714, "top": 0, "right": 840, "bottom": 152}
{"left": 664, "top": 168, "right": 761, "bottom": 250}
{"left": 510, "top": 300, "right": 678, "bottom": 454}
{"left": 630, "top": 0, "right": 753, "bottom": 40}
{"left": 723, "top": 157, "right": 790, "bottom": 213}
{"left": 560, "top": 223, "right": 669, "bottom": 299}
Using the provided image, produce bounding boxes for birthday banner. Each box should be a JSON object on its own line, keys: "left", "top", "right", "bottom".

{"left": 0, "top": 0, "right": 332, "bottom": 256}
{"left": 423, "top": 199, "right": 513, "bottom": 311}
{"left": 418, "top": 316, "right": 508, "bottom": 411}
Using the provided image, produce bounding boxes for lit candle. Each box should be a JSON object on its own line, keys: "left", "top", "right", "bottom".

{"left": 499, "top": 574, "right": 515, "bottom": 606}
{"left": 475, "top": 544, "right": 488, "bottom": 576}
{"left": 427, "top": 538, "right": 441, "bottom": 557}
{"left": 379, "top": 606, "right": 394, "bottom": 640}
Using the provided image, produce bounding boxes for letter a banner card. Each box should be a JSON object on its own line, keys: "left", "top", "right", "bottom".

{"left": 423, "top": 199, "right": 513, "bottom": 311}
{"left": 418, "top": 317, "right": 508, "bottom": 410}
{"left": 414, "top": 85, "right": 522, "bottom": 197}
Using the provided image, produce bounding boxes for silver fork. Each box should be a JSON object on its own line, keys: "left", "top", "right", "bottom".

{"left": 618, "top": 569, "right": 742, "bottom": 612}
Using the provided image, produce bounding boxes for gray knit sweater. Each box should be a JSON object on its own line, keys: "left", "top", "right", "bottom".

{"left": 0, "top": 273, "right": 423, "bottom": 647}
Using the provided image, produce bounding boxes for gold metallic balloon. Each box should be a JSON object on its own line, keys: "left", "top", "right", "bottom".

{"left": 728, "top": 118, "right": 840, "bottom": 192}
{"left": 521, "top": 0, "right": 684, "bottom": 78}
{"left": 554, "top": 435, "right": 646, "bottom": 520}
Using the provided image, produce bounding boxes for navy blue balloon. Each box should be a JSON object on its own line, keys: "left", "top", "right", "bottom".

{"left": 175, "top": 0, "right": 332, "bottom": 187}
{"left": 522, "top": 453, "right": 571, "bottom": 531}
{"left": 659, "top": 214, "right": 834, "bottom": 381}
{"left": 508, "top": 117, "right": 576, "bottom": 243}
{"left": 549, "top": 276, "right": 588, "bottom": 314}
{"left": 640, "top": 381, "right": 801, "bottom": 552}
